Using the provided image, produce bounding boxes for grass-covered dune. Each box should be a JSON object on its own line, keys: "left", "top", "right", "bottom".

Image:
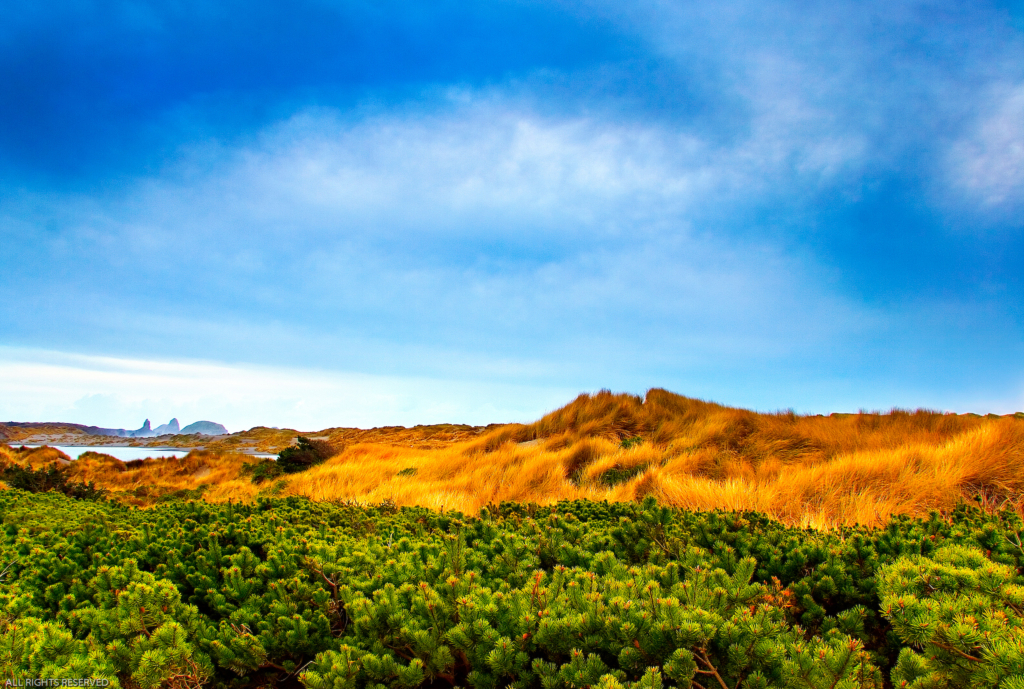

{"left": 5, "top": 389, "right": 1024, "bottom": 528}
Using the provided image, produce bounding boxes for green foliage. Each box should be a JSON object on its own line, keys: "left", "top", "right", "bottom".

{"left": 2, "top": 489, "right": 1023, "bottom": 687}
{"left": 598, "top": 464, "right": 647, "bottom": 487}
{"left": 879, "top": 545, "right": 1024, "bottom": 688}
{"left": 259, "top": 478, "right": 289, "bottom": 496}
{"left": 157, "top": 483, "right": 211, "bottom": 502}
{"left": 620, "top": 436, "right": 644, "bottom": 450}
{"left": 240, "top": 458, "right": 284, "bottom": 484}
{"left": 70, "top": 561, "right": 213, "bottom": 688}
{"left": 0, "top": 462, "right": 107, "bottom": 500}
{"left": 278, "top": 436, "right": 339, "bottom": 474}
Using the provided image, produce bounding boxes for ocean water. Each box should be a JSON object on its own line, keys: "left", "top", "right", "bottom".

{"left": 18, "top": 445, "right": 191, "bottom": 461}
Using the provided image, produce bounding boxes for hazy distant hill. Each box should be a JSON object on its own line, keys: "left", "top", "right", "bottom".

{"left": 0, "top": 418, "right": 229, "bottom": 442}
{"left": 180, "top": 420, "right": 228, "bottom": 436}
{"left": 0, "top": 421, "right": 134, "bottom": 438}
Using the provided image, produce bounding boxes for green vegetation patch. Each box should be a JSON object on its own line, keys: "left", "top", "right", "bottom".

{"left": 3, "top": 490, "right": 1024, "bottom": 688}
{"left": 597, "top": 464, "right": 648, "bottom": 486}
{"left": 0, "top": 462, "right": 106, "bottom": 500}
{"left": 156, "top": 483, "right": 211, "bottom": 503}
{"left": 239, "top": 458, "right": 284, "bottom": 484}
{"left": 277, "top": 436, "right": 339, "bottom": 473}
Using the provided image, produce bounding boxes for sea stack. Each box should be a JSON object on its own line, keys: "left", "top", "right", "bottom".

{"left": 152, "top": 418, "right": 181, "bottom": 435}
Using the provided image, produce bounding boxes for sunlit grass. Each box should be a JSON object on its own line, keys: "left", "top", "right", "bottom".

{"left": 4, "top": 389, "right": 1023, "bottom": 528}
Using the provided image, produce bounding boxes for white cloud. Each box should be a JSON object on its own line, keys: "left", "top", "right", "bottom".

{"left": 948, "top": 83, "right": 1024, "bottom": 211}
{"left": 181, "top": 106, "right": 713, "bottom": 242}
{"left": 0, "top": 95, "right": 879, "bottom": 385}
{"left": 114, "top": 92, "right": 869, "bottom": 259}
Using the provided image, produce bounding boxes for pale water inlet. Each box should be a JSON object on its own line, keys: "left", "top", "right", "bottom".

{"left": 19, "top": 445, "right": 190, "bottom": 461}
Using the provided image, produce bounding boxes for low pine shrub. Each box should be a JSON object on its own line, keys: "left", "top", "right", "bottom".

{"left": 3, "top": 490, "right": 1024, "bottom": 687}
{"left": 0, "top": 462, "right": 106, "bottom": 500}
{"left": 277, "top": 436, "right": 339, "bottom": 473}
{"left": 880, "top": 545, "right": 1024, "bottom": 687}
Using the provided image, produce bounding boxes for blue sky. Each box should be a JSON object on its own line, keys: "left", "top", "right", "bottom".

{"left": 1, "top": 0, "right": 1022, "bottom": 431}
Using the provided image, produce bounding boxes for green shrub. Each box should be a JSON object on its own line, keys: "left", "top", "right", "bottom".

{"left": 3, "top": 489, "right": 1024, "bottom": 688}
{"left": 156, "top": 483, "right": 210, "bottom": 502}
{"left": 259, "top": 478, "right": 289, "bottom": 496}
{"left": 277, "top": 437, "right": 339, "bottom": 474}
{"left": 240, "top": 458, "right": 284, "bottom": 483}
{"left": 879, "top": 545, "right": 1024, "bottom": 688}
{"left": 598, "top": 464, "right": 647, "bottom": 486}
{"left": 0, "top": 463, "right": 106, "bottom": 500}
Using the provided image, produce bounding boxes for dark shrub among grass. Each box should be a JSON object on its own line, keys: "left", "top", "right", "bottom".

{"left": 0, "top": 462, "right": 107, "bottom": 500}
{"left": 277, "top": 436, "right": 339, "bottom": 473}
{"left": 240, "top": 458, "right": 285, "bottom": 483}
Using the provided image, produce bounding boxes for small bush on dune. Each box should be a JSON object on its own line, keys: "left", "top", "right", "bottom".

{"left": 239, "top": 458, "right": 284, "bottom": 484}
{"left": 277, "top": 436, "right": 340, "bottom": 473}
{"left": 597, "top": 464, "right": 647, "bottom": 487}
{"left": 156, "top": 483, "right": 210, "bottom": 502}
{"left": 259, "top": 478, "right": 289, "bottom": 496}
{"left": 460, "top": 424, "right": 532, "bottom": 454}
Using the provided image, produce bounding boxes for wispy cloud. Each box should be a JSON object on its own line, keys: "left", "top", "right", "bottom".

{"left": 1, "top": 100, "right": 873, "bottom": 361}
{"left": 948, "top": 82, "right": 1024, "bottom": 212}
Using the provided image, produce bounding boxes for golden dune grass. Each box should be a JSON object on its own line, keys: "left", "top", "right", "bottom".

{"left": 5, "top": 390, "right": 1023, "bottom": 528}
{"left": 0, "top": 445, "right": 72, "bottom": 469}
{"left": 59, "top": 449, "right": 258, "bottom": 506}
{"left": 280, "top": 391, "right": 1024, "bottom": 526}
{"left": 257, "top": 393, "right": 1024, "bottom": 528}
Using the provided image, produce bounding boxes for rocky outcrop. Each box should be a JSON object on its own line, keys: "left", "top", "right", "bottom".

{"left": 180, "top": 421, "right": 229, "bottom": 436}
{"left": 152, "top": 418, "right": 180, "bottom": 436}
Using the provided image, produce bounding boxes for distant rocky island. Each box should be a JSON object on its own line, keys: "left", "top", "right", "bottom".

{"left": 0, "top": 418, "right": 229, "bottom": 440}
{"left": 127, "top": 418, "right": 229, "bottom": 437}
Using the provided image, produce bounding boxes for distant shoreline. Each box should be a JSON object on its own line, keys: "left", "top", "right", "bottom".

{"left": 15, "top": 443, "right": 277, "bottom": 458}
